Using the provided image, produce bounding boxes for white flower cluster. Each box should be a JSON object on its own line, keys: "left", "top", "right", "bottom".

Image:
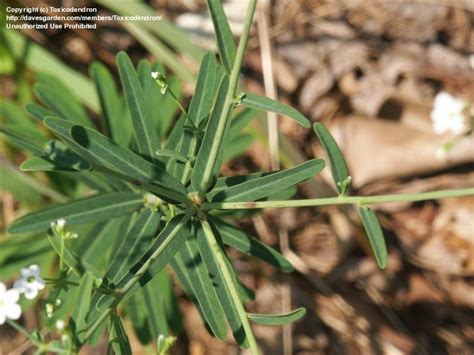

{"left": 0, "top": 265, "right": 45, "bottom": 325}
{"left": 430, "top": 91, "right": 468, "bottom": 135}
{"left": 51, "top": 218, "right": 77, "bottom": 239}
{"left": 151, "top": 71, "right": 168, "bottom": 94}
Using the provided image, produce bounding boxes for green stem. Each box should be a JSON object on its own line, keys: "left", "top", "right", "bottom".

{"left": 168, "top": 88, "right": 189, "bottom": 120}
{"left": 197, "top": 0, "right": 257, "bottom": 196}
{"left": 6, "top": 319, "right": 41, "bottom": 346}
{"left": 200, "top": 218, "right": 259, "bottom": 355}
{"left": 203, "top": 187, "right": 474, "bottom": 210}
{"left": 82, "top": 212, "right": 192, "bottom": 344}
{"left": 181, "top": 133, "right": 198, "bottom": 185}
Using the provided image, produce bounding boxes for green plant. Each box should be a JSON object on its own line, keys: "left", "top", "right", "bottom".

{"left": 2, "top": 1, "right": 473, "bottom": 354}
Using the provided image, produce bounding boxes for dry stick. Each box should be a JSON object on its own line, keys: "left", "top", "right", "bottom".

{"left": 257, "top": 4, "right": 292, "bottom": 355}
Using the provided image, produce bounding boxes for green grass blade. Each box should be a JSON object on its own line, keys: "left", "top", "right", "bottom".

{"left": 8, "top": 192, "right": 142, "bottom": 234}
{"left": 358, "top": 206, "right": 388, "bottom": 269}
{"left": 241, "top": 93, "right": 310, "bottom": 128}
{"left": 248, "top": 307, "right": 306, "bottom": 326}
{"left": 211, "top": 159, "right": 325, "bottom": 202}
{"left": 178, "top": 236, "right": 227, "bottom": 340}
{"left": 208, "top": 0, "right": 237, "bottom": 74}
{"left": 313, "top": 122, "right": 351, "bottom": 195}
{"left": 196, "top": 220, "right": 251, "bottom": 348}
{"left": 4, "top": 30, "right": 99, "bottom": 111}
{"left": 44, "top": 117, "right": 187, "bottom": 203}
{"left": 191, "top": 76, "right": 230, "bottom": 193}
{"left": 117, "top": 52, "right": 161, "bottom": 163}
{"left": 97, "top": 0, "right": 204, "bottom": 62}
{"left": 90, "top": 62, "right": 131, "bottom": 146}
{"left": 188, "top": 52, "right": 224, "bottom": 126}
{"left": 72, "top": 272, "right": 95, "bottom": 344}
{"left": 210, "top": 216, "right": 293, "bottom": 272}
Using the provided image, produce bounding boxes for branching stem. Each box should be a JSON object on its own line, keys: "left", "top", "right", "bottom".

{"left": 203, "top": 187, "right": 474, "bottom": 210}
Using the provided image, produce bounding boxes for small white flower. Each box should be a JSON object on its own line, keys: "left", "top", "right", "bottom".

{"left": 430, "top": 91, "right": 468, "bottom": 135}
{"left": 51, "top": 218, "right": 66, "bottom": 233}
{"left": 151, "top": 71, "right": 159, "bottom": 79}
{"left": 13, "top": 264, "right": 45, "bottom": 300}
{"left": 45, "top": 303, "right": 54, "bottom": 318}
{"left": 0, "top": 282, "right": 22, "bottom": 325}
{"left": 55, "top": 319, "right": 66, "bottom": 330}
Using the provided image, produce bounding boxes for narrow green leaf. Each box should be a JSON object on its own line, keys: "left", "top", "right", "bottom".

{"left": 117, "top": 52, "right": 160, "bottom": 162}
{"left": 358, "top": 206, "right": 388, "bottom": 269}
{"left": 4, "top": 30, "right": 99, "bottom": 111}
{"left": 140, "top": 272, "right": 170, "bottom": 338}
{"left": 188, "top": 52, "right": 224, "bottom": 126}
{"left": 156, "top": 149, "right": 188, "bottom": 163}
{"left": 223, "top": 134, "right": 253, "bottom": 161}
{"left": 241, "top": 93, "right": 310, "bottom": 128}
{"left": 211, "top": 159, "right": 325, "bottom": 202}
{"left": 47, "top": 229, "right": 100, "bottom": 278}
{"left": 1, "top": 101, "right": 47, "bottom": 140}
{"left": 137, "top": 59, "right": 161, "bottom": 136}
{"left": 44, "top": 117, "right": 187, "bottom": 203}
{"left": 1, "top": 159, "right": 66, "bottom": 203}
{"left": 8, "top": 192, "right": 143, "bottom": 234}
{"left": 208, "top": 0, "right": 237, "bottom": 73}
{"left": 0, "top": 126, "right": 45, "bottom": 155}
{"left": 229, "top": 108, "right": 260, "bottom": 140}
{"left": 125, "top": 292, "right": 152, "bottom": 344}
{"left": 115, "top": 213, "right": 192, "bottom": 291}
{"left": 210, "top": 216, "right": 293, "bottom": 272}
{"left": 24, "top": 102, "right": 56, "bottom": 122}
{"left": 21, "top": 140, "right": 91, "bottom": 172}
{"left": 196, "top": 220, "right": 250, "bottom": 348}
{"left": 109, "top": 315, "right": 132, "bottom": 355}
{"left": 34, "top": 83, "right": 93, "bottom": 127}
{"left": 72, "top": 272, "right": 95, "bottom": 343}
{"left": 106, "top": 209, "right": 162, "bottom": 284}
{"left": 20, "top": 156, "right": 88, "bottom": 172}
{"left": 248, "top": 307, "right": 306, "bottom": 326}
{"left": 313, "top": 122, "right": 351, "bottom": 195}
{"left": 90, "top": 61, "right": 131, "bottom": 146}
{"left": 90, "top": 215, "right": 190, "bottom": 324}
{"left": 178, "top": 236, "right": 227, "bottom": 340}
{"left": 191, "top": 76, "right": 230, "bottom": 193}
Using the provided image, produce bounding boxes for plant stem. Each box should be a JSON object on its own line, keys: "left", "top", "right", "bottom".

{"left": 6, "top": 320, "right": 41, "bottom": 346}
{"left": 203, "top": 187, "right": 474, "bottom": 210}
{"left": 197, "top": 0, "right": 257, "bottom": 196}
{"left": 200, "top": 218, "right": 260, "bottom": 355}
{"left": 181, "top": 133, "right": 198, "bottom": 185}
{"left": 168, "top": 88, "right": 189, "bottom": 120}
